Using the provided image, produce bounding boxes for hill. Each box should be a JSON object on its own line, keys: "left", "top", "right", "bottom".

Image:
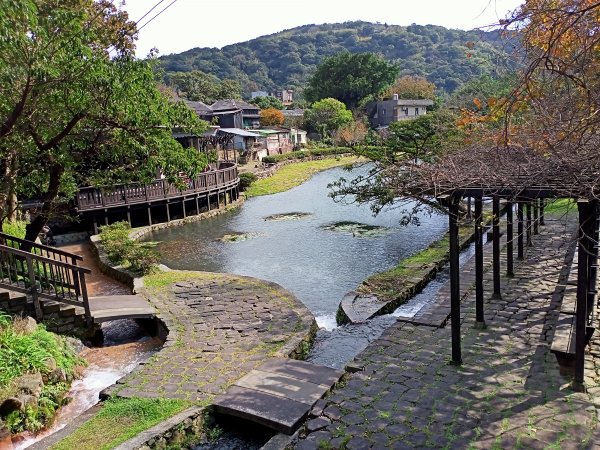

{"left": 158, "top": 21, "right": 514, "bottom": 95}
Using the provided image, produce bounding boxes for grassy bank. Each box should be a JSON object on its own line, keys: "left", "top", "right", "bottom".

{"left": 0, "top": 314, "right": 83, "bottom": 434}
{"left": 544, "top": 198, "right": 575, "bottom": 215}
{"left": 245, "top": 156, "right": 362, "bottom": 197}
{"left": 49, "top": 397, "right": 192, "bottom": 450}
{"left": 359, "top": 226, "right": 474, "bottom": 301}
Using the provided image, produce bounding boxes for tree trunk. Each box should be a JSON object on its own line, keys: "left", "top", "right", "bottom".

{"left": 22, "top": 163, "right": 64, "bottom": 250}
{"left": 0, "top": 150, "right": 18, "bottom": 226}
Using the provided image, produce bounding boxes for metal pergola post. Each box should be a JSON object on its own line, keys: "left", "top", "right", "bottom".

{"left": 474, "top": 197, "right": 485, "bottom": 329}
{"left": 492, "top": 195, "right": 501, "bottom": 298}
{"left": 449, "top": 195, "right": 462, "bottom": 364}
{"left": 506, "top": 202, "right": 514, "bottom": 277}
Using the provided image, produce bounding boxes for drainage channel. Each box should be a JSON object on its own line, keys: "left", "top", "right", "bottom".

{"left": 14, "top": 320, "right": 161, "bottom": 450}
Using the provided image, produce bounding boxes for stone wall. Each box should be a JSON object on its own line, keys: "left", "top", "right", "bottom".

{"left": 113, "top": 407, "right": 205, "bottom": 450}
{"left": 0, "top": 293, "right": 90, "bottom": 335}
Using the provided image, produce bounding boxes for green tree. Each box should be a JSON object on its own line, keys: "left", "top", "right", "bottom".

{"left": 304, "top": 52, "right": 398, "bottom": 109}
{"left": 251, "top": 96, "right": 284, "bottom": 110}
{"left": 383, "top": 75, "right": 437, "bottom": 100}
{"left": 304, "top": 98, "right": 353, "bottom": 140}
{"left": 386, "top": 111, "right": 458, "bottom": 162}
{"left": 449, "top": 74, "right": 517, "bottom": 112}
{"left": 217, "top": 79, "right": 242, "bottom": 101}
{"left": 168, "top": 71, "right": 241, "bottom": 103}
{"left": 0, "top": 0, "right": 208, "bottom": 242}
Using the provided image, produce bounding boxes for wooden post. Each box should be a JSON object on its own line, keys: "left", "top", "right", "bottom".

{"left": 147, "top": 206, "right": 152, "bottom": 226}
{"left": 518, "top": 202, "right": 524, "bottom": 260}
{"left": 533, "top": 199, "right": 539, "bottom": 235}
{"left": 492, "top": 195, "right": 501, "bottom": 299}
{"left": 195, "top": 195, "right": 200, "bottom": 215}
{"left": 93, "top": 216, "right": 98, "bottom": 235}
{"left": 79, "top": 271, "right": 92, "bottom": 327}
{"left": 474, "top": 197, "right": 485, "bottom": 329}
{"left": 27, "top": 257, "right": 43, "bottom": 320}
{"left": 166, "top": 201, "right": 171, "bottom": 222}
{"left": 126, "top": 207, "right": 131, "bottom": 227}
{"left": 506, "top": 202, "right": 514, "bottom": 277}
{"left": 526, "top": 203, "right": 532, "bottom": 247}
{"left": 540, "top": 199, "right": 545, "bottom": 226}
{"left": 449, "top": 195, "right": 462, "bottom": 364}
{"left": 574, "top": 199, "right": 591, "bottom": 391}
{"left": 207, "top": 194, "right": 212, "bottom": 211}
{"left": 182, "top": 198, "right": 187, "bottom": 219}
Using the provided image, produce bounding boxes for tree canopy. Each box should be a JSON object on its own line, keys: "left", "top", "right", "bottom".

{"left": 304, "top": 98, "right": 353, "bottom": 140}
{"left": 167, "top": 70, "right": 241, "bottom": 104}
{"left": 251, "top": 96, "right": 284, "bottom": 110}
{"left": 382, "top": 76, "right": 437, "bottom": 100}
{"left": 158, "top": 21, "right": 513, "bottom": 95}
{"left": 304, "top": 52, "right": 398, "bottom": 109}
{"left": 259, "top": 108, "right": 285, "bottom": 126}
{"left": 0, "top": 0, "right": 208, "bottom": 241}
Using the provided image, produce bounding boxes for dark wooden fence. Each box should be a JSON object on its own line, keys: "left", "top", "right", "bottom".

{"left": 0, "top": 233, "right": 91, "bottom": 325}
{"left": 75, "top": 163, "right": 238, "bottom": 212}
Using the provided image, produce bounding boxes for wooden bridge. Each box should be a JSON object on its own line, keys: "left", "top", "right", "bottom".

{"left": 0, "top": 232, "right": 154, "bottom": 328}
{"left": 74, "top": 162, "right": 240, "bottom": 232}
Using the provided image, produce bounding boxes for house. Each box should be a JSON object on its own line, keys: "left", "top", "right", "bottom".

{"left": 182, "top": 99, "right": 243, "bottom": 128}
{"left": 255, "top": 128, "right": 294, "bottom": 155}
{"left": 217, "top": 128, "right": 265, "bottom": 162}
{"left": 275, "top": 89, "right": 294, "bottom": 105}
{"left": 282, "top": 108, "right": 305, "bottom": 128}
{"left": 369, "top": 95, "right": 434, "bottom": 128}
{"left": 211, "top": 99, "right": 261, "bottom": 129}
{"left": 289, "top": 127, "right": 308, "bottom": 148}
{"left": 182, "top": 100, "right": 213, "bottom": 122}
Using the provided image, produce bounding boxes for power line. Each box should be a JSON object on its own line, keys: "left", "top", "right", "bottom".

{"left": 134, "top": 0, "right": 168, "bottom": 27}
{"left": 137, "top": 0, "right": 179, "bottom": 32}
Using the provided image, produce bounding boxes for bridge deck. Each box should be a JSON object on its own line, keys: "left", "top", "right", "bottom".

{"left": 213, "top": 358, "right": 343, "bottom": 434}
{"left": 88, "top": 295, "right": 155, "bottom": 323}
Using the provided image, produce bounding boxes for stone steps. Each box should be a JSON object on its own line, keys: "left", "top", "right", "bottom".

{"left": 0, "top": 288, "right": 88, "bottom": 331}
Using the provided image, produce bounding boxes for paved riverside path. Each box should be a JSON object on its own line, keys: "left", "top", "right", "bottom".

{"left": 102, "top": 271, "right": 315, "bottom": 401}
{"left": 296, "top": 217, "right": 600, "bottom": 449}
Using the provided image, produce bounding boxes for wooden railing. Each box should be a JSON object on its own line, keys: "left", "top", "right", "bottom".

{"left": 0, "top": 232, "right": 83, "bottom": 266}
{"left": 75, "top": 162, "right": 239, "bottom": 212}
{"left": 0, "top": 238, "right": 91, "bottom": 326}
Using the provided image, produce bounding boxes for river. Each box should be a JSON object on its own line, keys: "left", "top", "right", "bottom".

{"left": 143, "top": 165, "right": 448, "bottom": 330}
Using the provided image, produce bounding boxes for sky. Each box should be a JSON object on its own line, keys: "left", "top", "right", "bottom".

{"left": 121, "top": 0, "right": 524, "bottom": 57}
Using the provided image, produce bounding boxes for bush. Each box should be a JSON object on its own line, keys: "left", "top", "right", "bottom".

{"left": 128, "top": 246, "right": 160, "bottom": 274}
{"left": 2, "top": 220, "right": 27, "bottom": 239}
{"left": 239, "top": 172, "right": 258, "bottom": 191}
{"left": 99, "top": 222, "right": 158, "bottom": 275}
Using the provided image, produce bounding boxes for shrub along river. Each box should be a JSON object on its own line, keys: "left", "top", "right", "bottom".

{"left": 142, "top": 165, "right": 449, "bottom": 368}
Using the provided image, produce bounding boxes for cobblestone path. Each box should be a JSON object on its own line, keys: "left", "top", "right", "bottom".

{"left": 103, "top": 271, "right": 315, "bottom": 402}
{"left": 297, "top": 217, "right": 600, "bottom": 449}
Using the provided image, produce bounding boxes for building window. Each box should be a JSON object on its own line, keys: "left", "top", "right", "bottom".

{"left": 381, "top": 108, "right": 386, "bottom": 116}
{"left": 415, "top": 107, "right": 419, "bottom": 115}
{"left": 404, "top": 108, "right": 408, "bottom": 116}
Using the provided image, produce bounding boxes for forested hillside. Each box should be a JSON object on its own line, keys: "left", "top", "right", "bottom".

{"left": 158, "top": 21, "right": 514, "bottom": 95}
